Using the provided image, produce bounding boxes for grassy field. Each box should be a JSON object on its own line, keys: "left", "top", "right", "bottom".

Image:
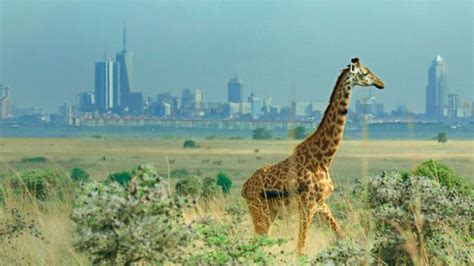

{"left": 1, "top": 138, "right": 473, "bottom": 187}
{"left": 0, "top": 138, "right": 472, "bottom": 264}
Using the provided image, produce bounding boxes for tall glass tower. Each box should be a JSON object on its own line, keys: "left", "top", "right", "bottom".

{"left": 94, "top": 61, "right": 120, "bottom": 113}
{"left": 425, "top": 55, "right": 448, "bottom": 118}
{"left": 227, "top": 75, "right": 243, "bottom": 103}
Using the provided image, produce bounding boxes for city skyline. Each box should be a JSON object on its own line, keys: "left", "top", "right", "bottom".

{"left": 1, "top": 1, "right": 472, "bottom": 112}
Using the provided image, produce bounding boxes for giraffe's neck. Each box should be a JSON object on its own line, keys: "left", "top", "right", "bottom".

{"left": 295, "top": 69, "right": 353, "bottom": 170}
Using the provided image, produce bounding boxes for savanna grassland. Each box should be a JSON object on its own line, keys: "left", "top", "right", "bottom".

{"left": 0, "top": 138, "right": 473, "bottom": 264}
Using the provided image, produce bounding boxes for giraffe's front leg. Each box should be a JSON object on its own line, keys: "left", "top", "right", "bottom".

{"left": 320, "top": 202, "right": 345, "bottom": 239}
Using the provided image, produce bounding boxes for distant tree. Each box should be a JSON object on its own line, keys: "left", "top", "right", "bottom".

{"left": 108, "top": 171, "right": 133, "bottom": 186}
{"left": 437, "top": 132, "right": 448, "bottom": 145}
{"left": 70, "top": 167, "right": 90, "bottom": 183}
{"left": 288, "top": 126, "right": 307, "bottom": 140}
{"left": 183, "top": 139, "right": 199, "bottom": 148}
{"left": 216, "top": 172, "right": 232, "bottom": 194}
{"left": 252, "top": 128, "right": 272, "bottom": 140}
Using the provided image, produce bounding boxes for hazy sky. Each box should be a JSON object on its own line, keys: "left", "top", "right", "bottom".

{"left": 0, "top": 0, "right": 472, "bottom": 112}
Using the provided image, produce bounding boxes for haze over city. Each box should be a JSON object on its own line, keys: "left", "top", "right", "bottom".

{"left": 0, "top": 0, "right": 472, "bottom": 113}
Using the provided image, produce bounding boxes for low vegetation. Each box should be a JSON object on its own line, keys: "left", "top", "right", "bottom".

{"left": 20, "top": 156, "right": 48, "bottom": 163}
{"left": 0, "top": 138, "right": 472, "bottom": 265}
{"left": 252, "top": 128, "right": 272, "bottom": 139}
{"left": 183, "top": 139, "right": 199, "bottom": 148}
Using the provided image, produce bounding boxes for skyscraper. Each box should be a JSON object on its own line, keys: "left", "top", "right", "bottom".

{"left": 426, "top": 55, "right": 448, "bottom": 118}
{"left": 116, "top": 23, "right": 134, "bottom": 96}
{"left": 95, "top": 61, "right": 120, "bottom": 113}
{"left": 227, "top": 75, "right": 243, "bottom": 103}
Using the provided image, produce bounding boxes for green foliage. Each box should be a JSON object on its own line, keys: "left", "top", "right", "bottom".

{"left": 7, "top": 168, "right": 73, "bottom": 200}
{"left": 201, "top": 177, "right": 221, "bottom": 199}
{"left": 72, "top": 165, "right": 195, "bottom": 265}
{"left": 186, "top": 219, "right": 286, "bottom": 265}
{"left": 288, "top": 126, "right": 307, "bottom": 140}
{"left": 183, "top": 139, "right": 199, "bottom": 148}
{"left": 355, "top": 172, "right": 473, "bottom": 265}
{"left": 413, "top": 159, "right": 472, "bottom": 197}
{"left": 252, "top": 128, "right": 272, "bottom": 140}
{"left": 216, "top": 172, "right": 232, "bottom": 194}
{"left": 313, "top": 240, "right": 372, "bottom": 265}
{"left": 437, "top": 132, "right": 448, "bottom": 144}
{"left": 20, "top": 156, "right": 48, "bottom": 163}
{"left": 175, "top": 176, "right": 202, "bottom": 198}
{"left": 70, "top": 168, "right": 90, "bottom": 183}
{"left": 108, "top": 171, "right": 132, "bottom": 186}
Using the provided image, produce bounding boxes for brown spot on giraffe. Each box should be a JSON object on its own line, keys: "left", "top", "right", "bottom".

{"left": 241, "top": 58, "right": 384, "bottom": 256}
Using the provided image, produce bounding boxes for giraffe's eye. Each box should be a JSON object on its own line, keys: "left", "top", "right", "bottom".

{"left": 363, "top": 72, "right": 369, "bottom": 76}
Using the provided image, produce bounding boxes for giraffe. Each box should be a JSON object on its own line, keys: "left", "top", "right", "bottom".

{"left": 241, "top": 58, "right": 384, "bottom": 256}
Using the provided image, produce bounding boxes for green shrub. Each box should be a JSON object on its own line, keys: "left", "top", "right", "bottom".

{"left": 70, "top": 168, "right": 90, "bottom": 183}
{"left": 252, "top": 128, "right": 272, "bottom": 140}
{"left": 175, "top": 176, "right": 202, "bottom": 198}
{"left": 186, "top": 220, "right": 286, "bottom": 265}
{"left": 183, "top": 139, "right": 199, "bottom": 148}
{"left": 216, "top": 172, "right": 232, "bottom": 194}
{"left": 437, "top": 132, "right": 448, "bottom": 144}
{"left": 72, "top": 165, "right": 195, "bottom": 264}
{"left": 413, "top": 159, "right": 472, "bottom": 197}
{"left": 313, "top": 240, "right": 371, "bottom": 265}
{"left": 355, "top": 172, "right": 473, "bottom": 265}
{"left": 108, "top": 171, "right": 132, "bottom": 186}
{"left": 288, "top": 126, "right": 307, "bottom": 140}
{"left": 201, "top": 177, "right": 221, "bottom": 199}
{"left": 8, "top": 168, "right": 73, "bottom": 200}
{"left": 20, "top": 156, "right": 48, "bottom": 163}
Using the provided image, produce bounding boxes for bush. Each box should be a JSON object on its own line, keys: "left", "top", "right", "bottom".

{"left": 355, "top": 172, "right": 473, "bottom": 265}
{"left": 20, "top": 156, "right": 48, "bottom": 163}
{"left": 108, "top": 171, "right": 132, "bottom": 186}
{"left": 437, "top": 132, "right": 448, "bottom": 144}
{"left": 313, "top": 240, "right": 372, "bottom": 265}
{"left": 186, "top": 219, "right": 286, "bottom": 265}
{"left": 413, "top": 159, "right": 472, "bottom": 197}
{"left": 70, "top": 168, "right": 90, "bottom": 183}
{"left": 72, "top": 165, "right": 195, "bottom": 264}
{"left": 288, "top": 126, "right": 307, "bottom": 140}
{"left": 169, "top": 168, "right": 189, "bottom": 178}
{"left": 183, "top": 139, "right": 199, "bottom": 148}
{"left": 252, "top": 128, "right": 272, "bottom": 140}
{"left": 175, "top": 176, "right": 202, "bottom": 198}
{"left": 201, "top": 177, "right": 221, "bottom": 199}
{"left": 216, "top": 172, "right": 232, "bottom": 194}
{"left": 7, "top": 168, "right": 73, "bottom": 200}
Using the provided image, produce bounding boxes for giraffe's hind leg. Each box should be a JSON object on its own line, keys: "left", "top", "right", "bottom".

{"left": 246, "top": 198, "right": 278, "bottom": 235}
{"left": 320, "top": 203, "right": 345, "bottom": 238}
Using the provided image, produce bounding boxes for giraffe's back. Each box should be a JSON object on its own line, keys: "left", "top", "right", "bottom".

{"left": 241, "top": 158, "right": 295, "bottom": 199}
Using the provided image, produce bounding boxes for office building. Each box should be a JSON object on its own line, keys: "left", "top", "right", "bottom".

{"left": 426, "top": 54, "right": 448, "bottom": 118}
{"left": 79, "top": 91, "right": 95, "bottom": 112}
{"left": 227, "top": 75, "right": 243, "bottom": 103}
{"left": 95, "top": 61, "right": 120, "bottom": 113}
{"left": 0, "top": 84, "right": 11, "bottom": 119}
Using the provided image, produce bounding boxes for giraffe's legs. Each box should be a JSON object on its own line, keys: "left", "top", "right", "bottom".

{"left": 319, "top": 203, "right": 345, "bottom": 238}
{"left": 246, "top": 198, "right": 278, "bottom": 235}
{"left": 296, "top": 198, "right": 319, "bottom": 256}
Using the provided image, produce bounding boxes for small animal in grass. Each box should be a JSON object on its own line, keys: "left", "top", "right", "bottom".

{"left": 202, "top": 159, "right": 211, "bottom": 163}
{"left": 169, "top": 159, "right": 176, "bottom": 164}
{"left": 256, "top": 156, "right": 262, "bottom": 160}
{"left": 212, "top": 160, "right": 223, "bottom": 166}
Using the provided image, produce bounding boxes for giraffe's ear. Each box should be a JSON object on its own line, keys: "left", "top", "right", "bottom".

{"left": 349, "top": 63, "right": 356, "bottom": 73}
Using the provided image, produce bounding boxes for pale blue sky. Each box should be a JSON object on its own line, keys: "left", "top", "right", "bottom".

{"left": 0, "top": 0, "right": 472, "bottom": 112}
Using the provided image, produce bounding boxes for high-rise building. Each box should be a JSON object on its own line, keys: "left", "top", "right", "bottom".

{"left": 447, "top": 93, "right": 459, "bottom": 118}
{"left": 95, "top": 61, "right": 120, "bottom": 113}
{"left": 227, "top": 75, "right": 243, "bottom": 103}
{"left": 79, "top": 91, "right": 95, "bottom": 112}
{"left": 426, "top": 55, "right": 448, "bottom": 118}
{"left": 116, "top": 23, "right": 134, "bottom": 101}
{"left": 181, "top": 88, "right": 202, "bottom": 110}
{"left": 0, "top": 84, "right": 11, "bottom": 119}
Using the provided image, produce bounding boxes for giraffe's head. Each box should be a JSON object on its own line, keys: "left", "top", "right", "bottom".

{"left": 348, "top": 58, "right": 384, "bottom": 89}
